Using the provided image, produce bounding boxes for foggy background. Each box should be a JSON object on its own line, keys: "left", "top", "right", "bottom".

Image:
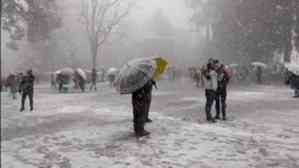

{"left": 1, "top": 0, "right": 299, "bottom": 76}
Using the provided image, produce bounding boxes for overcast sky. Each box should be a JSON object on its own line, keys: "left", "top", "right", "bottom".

{"left": 133, "top": 0, "right": 191, "bottom": 29}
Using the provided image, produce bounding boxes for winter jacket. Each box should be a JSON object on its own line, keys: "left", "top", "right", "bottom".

{"left": 19, "top": 74, "right": 35, "bottom": 93}
{"left": 217, "top": 68, "right": 230, "bottom": 91}
{"left": 203, "top": 70, "right": 218, "bottom": 91}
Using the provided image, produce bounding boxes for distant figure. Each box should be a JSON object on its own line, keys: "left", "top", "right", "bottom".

{"left": 50, "top": 73, "right": 56, "bottom": 89}
{"left": 17, "top": 72, "right": 23, "bottom": 91}
{"left": 89, "top": 68, "right": 97, "bottom": 91}
{"left": 131, "top": 80, "right": 156, "bottom": 137}
{"left": 214, "top": 62, "right": 230, "bottom": 120}
{"left": 286, "top": 70, "right": 299, "bottom": 98}
{"left": 56, "top": 73, "right": 64, "bottom": 92}
{"left": 107, "top": 74, "right": 116, "bottom": 87}
{"left": 74, "top": 71, "right": 86, "bottom": 92}
{"left": 6, "top": 73, "right": 18, "bottom": 99}
{"left": 19, "top": 70, "right": 35, "bottom": 112}
{"left": 202, "top": 60, "right": 217, "bottom": 123}
{"left": 256, "top": 66, "right": 263, "bottom": 84}
{"left": 194, "top": 68, "right": 201, "bottom": 88}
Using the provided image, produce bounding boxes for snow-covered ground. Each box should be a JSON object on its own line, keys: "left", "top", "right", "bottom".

{"left": 1, "top": 80, "right": 299, "bottom": 168}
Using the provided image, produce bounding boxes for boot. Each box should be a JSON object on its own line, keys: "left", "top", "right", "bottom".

{"left": 146, "top": 118, "right": 153, "bottom": 123}
{"left": 214, "top": 115, "right": 220, "bottom": 120}
{"left": 136, "top": 130, "right": 150, "bottom": 137}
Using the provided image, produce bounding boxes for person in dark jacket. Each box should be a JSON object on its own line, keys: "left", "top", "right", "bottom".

{"left": 132, "top": 80, "right": 156, "bottom": 137}
{"left": 89, "top": 68, "right": 97, "bottom": 91}
{"left": 215, "top": 63, "right": 230, "bottom": 120}
{"left": 19, "top": 70, "right": 35, "bottom": 112}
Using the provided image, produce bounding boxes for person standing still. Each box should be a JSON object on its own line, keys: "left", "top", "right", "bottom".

{"left": 19, "top": 70, "right": 35, "bottom": 112}
{"left": 215, "top": 63, "right": 230, "bottom": 120}
{"left": 202, "top": 61, "right": 218, "bottom": 123}
{"left": 132, "top": 80, "right": 155, "bottom": 137}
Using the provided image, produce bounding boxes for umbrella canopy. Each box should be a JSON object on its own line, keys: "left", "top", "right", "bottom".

{"left": 251, "top": 62, "right": 267, "bottom": 68}
{"left": 107, "top": 67, "right": 119, "bottom": 76}
{"left": 285, "top": 63, "right": 299, "bottom": 75}
{"left": 76, "top": 68, "right": 87, "bottom": 81}
{"left": 57, "top": 67, "right": 75, "bottom": 76}
{"left": 114, "top": 57, "right": 168, "bottom": 94}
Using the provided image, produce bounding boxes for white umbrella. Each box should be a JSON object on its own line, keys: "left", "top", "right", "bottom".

{"left": 107, "top": 67, "right": 119, "bottom": 75}
{"left": 58, "top": 67, "right": 75, "bottom": 76}
{"left": 251, "top": 62, "right": 267, "bottom": 68}
{"left": 114, "top": 58, "right": 156, "bottom": 94}
{"left": 285, "top": 63, "right": 299, "bottom": 75}
{"left": 76, "top": 68, "right": 87, "bottom": 81}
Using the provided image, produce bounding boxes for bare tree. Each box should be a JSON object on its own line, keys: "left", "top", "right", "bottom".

{"left": 80, "top": 0, "right": 133, "bottom": 69}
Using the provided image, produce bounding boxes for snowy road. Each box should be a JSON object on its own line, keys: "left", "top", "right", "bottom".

{"left": 1, "top": 81, "right": 299, "bottom": 168}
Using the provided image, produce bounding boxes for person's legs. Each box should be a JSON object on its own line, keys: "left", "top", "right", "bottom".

{"left": 145, "top": 96, "right": 152, "bottom": 122}
{"left": 215, "top": 91, "right": 220, "bottom": 119}
{"left": 294, "top": 88, "right": 299, "bottom": 98}
{"left": 29, "top": 91, "right": 34, "bottom": 111}
{"left": 132, "top": 97, "right": 148, "bottom": 136}
{"left": 59, "top": 83, "right": 63, "bottom": 92}
{"left": 20, "top": 92, "right": 27, "bottom": 111}
{"left": 205, "top": 90, "right": 216, "bottom": 122}
{"left": 221, "top": 89, "right": 227, "bottom": 120}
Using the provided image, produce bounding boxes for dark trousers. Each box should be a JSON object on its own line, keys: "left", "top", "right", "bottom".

{"left": 205, "top": 89, "right": 216, "bottom": 120}
{"left": 215, "top": 88, "right": 227, "bottom": 119}
{"left": 132, "top": 97, "right": 147, "bottom": 133}
{"left": 89, "top": 81, "right": 97, "bottom": 91}
{"left": 21, "top": 91, "right": 33, "bottom": 110}
{"left": 58, "top": 83, "right": 63, "bottom": 92}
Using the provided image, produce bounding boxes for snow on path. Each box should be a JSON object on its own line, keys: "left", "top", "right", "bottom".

{"left": 1, "top": 83, "right": 299, "bottom": 168}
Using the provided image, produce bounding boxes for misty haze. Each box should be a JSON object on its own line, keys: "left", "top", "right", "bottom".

{"left": 1, "top": 0, "right": 299, "bottom": 168}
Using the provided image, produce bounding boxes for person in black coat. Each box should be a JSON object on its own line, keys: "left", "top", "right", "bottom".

{"left": 132, "top": 80, "right": 156, "bottom": 137}
{"left": 215, "top": 63, "right": 230, "bottom": 120}
{"left": 19, "top": 70, "right": 35, "bottom": 111}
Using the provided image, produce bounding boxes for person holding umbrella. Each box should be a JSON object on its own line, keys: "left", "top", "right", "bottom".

{"left": 114, "top": 57, "right": 168, "bottom": 137}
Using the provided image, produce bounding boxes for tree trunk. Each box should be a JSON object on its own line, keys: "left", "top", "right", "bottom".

{"left": 91, "top": 43, "right": 97, "bottom": 70}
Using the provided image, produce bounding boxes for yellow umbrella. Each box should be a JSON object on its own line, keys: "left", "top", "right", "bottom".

{"left": 152, "top": 57, "right": 168, "bottom": 80}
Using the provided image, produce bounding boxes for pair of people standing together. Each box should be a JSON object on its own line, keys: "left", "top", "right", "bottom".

{"left": 202, "top": 59, "right": 230, "bottom": 123}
